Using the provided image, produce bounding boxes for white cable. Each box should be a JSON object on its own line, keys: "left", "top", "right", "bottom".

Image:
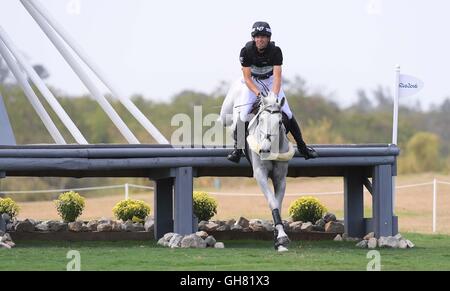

{"left": 0, "top": 25, "right": 88, "bottom": 144}
{"left": 25, "top": 0, "right": 168, "bottom": 144}
{"left": 0, "top": 39, "right": 66, "bottom": 144}
{"left": 21, "top": 0, "right": 139, "bottom": 144}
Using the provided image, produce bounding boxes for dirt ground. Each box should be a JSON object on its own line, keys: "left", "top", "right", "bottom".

{"left": 13, "top": 172, "right": 450, "bottom": 234}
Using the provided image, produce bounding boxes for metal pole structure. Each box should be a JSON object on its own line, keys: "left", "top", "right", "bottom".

{"left": 0, "top": 92, "right": 16, "bottom": 145}
{"left": 21, "top": 0, "right": 140, "bottom": 144}
{"left": 125, "top": 183, "right": 129, "bottom": 200}
{"left": 0, "top": 26, "right": 88, "bottom": 145}
{"left": 433, "top": 178, "right": 437, "bottom": 233}
{"left": 25, "top": 0, "right": 169, "bottom": 144}
{"left": 0, "top": 39, "right": 66, "bottom": 144}
{"left": 392, "top": 65, "right": 400, "bottom": 216}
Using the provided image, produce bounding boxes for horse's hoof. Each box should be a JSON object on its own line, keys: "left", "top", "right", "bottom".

{"left": 274, "top": 235, "right": 290, "bottom": 250}
{"left": 277, "top": 246, "right": 289, "bottom": 252}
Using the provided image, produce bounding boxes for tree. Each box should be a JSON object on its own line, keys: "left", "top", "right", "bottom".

{"left": 399, "top": 132, "right": 442, "bottom": 173}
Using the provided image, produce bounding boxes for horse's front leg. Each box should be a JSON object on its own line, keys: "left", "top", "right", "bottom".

{"left": 271, "top": 162, "right": 290, "bottom": 251}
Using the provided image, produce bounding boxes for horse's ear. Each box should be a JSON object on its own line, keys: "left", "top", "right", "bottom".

{"left": 279, "top": 97, "right": 286, "bottom": 107}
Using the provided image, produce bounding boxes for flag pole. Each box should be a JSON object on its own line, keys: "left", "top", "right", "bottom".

{"left": 392, "top": 64, "right": 400, "bottom": 225}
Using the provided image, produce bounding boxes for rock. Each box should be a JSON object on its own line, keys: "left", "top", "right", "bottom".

{"left": 68, "top": 221, "right": 83, "bottom": 232}
{"left": 225, "top": 219, "right": 236, "bottom": 227}
{"left": 334, "top": 234, "right": 343, "bottom": 241}
{"left": 282, "top": 220, "right": 290, "bottom": 231}
{"left": 133, "top": 223, "right": 144, "bottom": 232}
{"left": 0, "top": 230, "right": 4, "bottom": 236}
{"left": 323, "top": 212, "right": 337, "bottom": 223}
{"left": 195, "top": 231, "right": 209, "bottom": 239}
{"left": 198, "top": 221, "right": 209, "bottom": 231}
{"left": 98, "top": 218, "right": 112, "bottom": 224}
{"left": 1, "top": 233, "right": 11, "bottom": 242}
{"left": 48, "top": 221, "right": 68, "bottom": 232}
{"left": 214, "top": 242, "right": 225, "bottom": 249}
{"left": 368, "top": 238, "right": 377, "bottom": 249}
{"left": 399, "top": 239, "right": 408, "bottom": 249}
{"left": 144, "top": 218, "right": 154, "bottom": 232}
{"left": 0, "top": 242, "right": 11, "bottom": 249}
{"left": 87, "top": 220, "right": 98, "bottom": 231}
{"left": 6, "top": 223, "right": 14, "bottom": 231}
{"left": 157, "top": 237, "right": 169, "bottom": 247}
{"left": 97, "top": 223, "right": 112, "bottom": 232}
{"left": 122, "top": 220, "right": 135, "bottom": 232}
{"left": 363, "top": 232, "right": 375, "bottom": 240}
{"left": 2, "top": 213, "right": 11, "bottom": 223}
{"left": 163, "top": 232, "right": 175, "bottom": 242}
{"left": 15, "top": 219, "right": 35, "bottom": 232}
{"left": 315, "top": 219, "right": 326, "bottom": 228}
{"left": 204, "top": 222, "right": 219, "bottom": 232}
{"left": 356, "top": 240, "right": 368, "bottom": 248}
{"left": 216, "top": 224, "right": 230, "bottom": 231}
{"left": 213, "top": 220, "right": 226, "bottom": 227}
{"left": 394, "top": 233, "right": 403, "bottom": 240}
{"left": 378, "top": 236, "right": 399, "bottom": 248}
{"left": 81, "top": 224, "right": 89, "bottom": 232}
{"left": 35, "top": 221, "right": 50, "bottom": 232}
{"left": 406, "top": 240, "right": 415, "bottom": 248}
{"left": 5, "top": 241, "right": 15, "bottom": 248}
{"left": 236, "top": 217, "right": 249, "bottom": 228}
{"left": 312, "top": 225, "right": 325, "bottom": 232}
{"left": 345, "top": 237, "right": 360, "bottom": 242}
{"left": 242, "top": 227, "right": 253, "bottom": 232}
{"left": 300, "top": 222, "right": 314, "bottom": 232}
{"left": 231, "top": 224, "right": 242, "bottom": 231}
{"left": 180, "top": 234, "right": 206, "bottom": 248}
{"left": 289, "top": 221, "right": 303, "bottom": 232}
{"left": 250, "top": 224, "right": 265, "bottom": 232}
{"left": 111, "top": 221, "right": 122, "bottom": 232}
{"left": 204, "top": 235, "right": 217, "bottom": 247}
{"left": 324, "top": 221, "right": 344, "bottom": 233}
{"left": 168, "top": 234, "right": 183, "bottom": 248}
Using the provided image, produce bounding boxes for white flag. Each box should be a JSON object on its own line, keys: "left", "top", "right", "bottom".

{"left": 398, "top": 74, "right": 424, "bottom": 98}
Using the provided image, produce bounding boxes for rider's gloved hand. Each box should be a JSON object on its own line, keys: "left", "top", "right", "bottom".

{"left": 257, "top": 91, "right": 268, "bottom": 98}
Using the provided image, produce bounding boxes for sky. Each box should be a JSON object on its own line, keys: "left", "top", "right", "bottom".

{"left": 0, "top": 0, "right": 449, "bottom": 109}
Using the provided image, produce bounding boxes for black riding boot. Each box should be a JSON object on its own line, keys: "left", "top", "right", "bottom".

{"left": 227, "top": 119, "right": 246, "bottom": 163}
{"left": 289, "top": 117, "right": 318, "bottom": 160}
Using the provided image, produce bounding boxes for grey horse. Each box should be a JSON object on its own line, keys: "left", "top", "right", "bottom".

{"left": 246, "top": 92, "right": 295, "bottom": 252}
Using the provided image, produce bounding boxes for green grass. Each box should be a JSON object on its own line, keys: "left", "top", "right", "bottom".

{"left": 1, "top": 233, "right": 449, "bottom": 271}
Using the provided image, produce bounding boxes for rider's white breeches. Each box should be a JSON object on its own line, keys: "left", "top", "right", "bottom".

{"left": 237, "top": 76, "right": 293, "bottom": 122}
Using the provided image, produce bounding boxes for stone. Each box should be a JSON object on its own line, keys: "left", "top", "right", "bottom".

{"left": 195, "top": 231, "right": 209, "bottom": 239}
{"left": 394, "top": 233, "right": 402, "bottom": 240}
{"left": 48, "top": 221, "right": 68, "bottom": 232}
{"left": 216, "top": 224, "right": 230, "bottom": 231}
{"left": 198, "top": 221, "right": 209, "bottom": 231}
{"left": 214, "top": 242, "right": 225, "bottom": 249}
{"left": 363, "top": 232, "right": 375, "bottom": 240}
{"left": 323, "top": 212, "right": 337, "bottom": 223}
{"left": 68, "top": 221, "right": 83, "bottom": 232}
{"left": 157, "top": 237, "right": 169, "bottom": 247}
{"left": 230, "top": 224, "right": 242, "bottom": 231}
{"left": 399, "top": 239, "right": 408, "bottom": 249}
{"left": 81, "top": 225, "right": 89, "bottom": 232}
{"left": 356, "top": 240, "right": 368, "bottom": 248}
{"left": 180, "top": 234, "right": 206, "bottom": 248}
{"left": 236, "top": 217, "right": 249, "bottom": 228}
{"left": 250, "top": 224, "right": 265, "bottom": 232}
{"left": 289, "top": 221, "right": 303, "bottom": 232}
{"left": 168, "top": 234, "right": 183, "bottom": 248}
{"left": 15, "top": 219, "right": 35, "bottom": 232}
{"left": 204, "top": 235, "right": 217, "bottom": 247}
{"left": 204, "top": 222, "right": 219, "bottom": 232}
{"left": 315, "top": 219, "right": 326, "bottom": 228}
{"left": 2, "top": 213, "right": 11, "bottom": 223}
{"left": 225, "top": 219, "right": 236, "bottom": 227}
{"left": 122, "top": 220, "right": 135, "bottom": 232}
{"left": 312, "top": 225, "right": 325, "bottom": 232}
{"left": 0, "top": 242, "right": 11, "bottom": 249}
{"left": 406, "top": 240, "right": 415, "bottom": 248}
{"left": 133, "top": 223, "right": 144, "bottom": 232}
{"left": 111, "top": 221, "right": 122, "bottom": 232}
{"left": 324, "top": 221, "right": 345, "bottom": 233}
{"left": 144, "top": 218, "right": 154, "bottom": 232}
{"left": 35, "top": 221, "right": 50, "bottom": 232}
{"left": 378, "top": 236, "right": 399, "bottom": 248}
{"left": 368, "top": 238, "right": 377, "bottom": 249}
{"left": 163, "top": 232, "right": 175, "bottom": 242}
{"left": 333, "top": 234, "right": 343, "bottom": 241}
{"left": 5, "top": 241, "right": 15, "bottom": 248}
{"left": 0, "top": 230, "right": 4, "bottom": 236}
{"left": 97, "top": 223, "right": 112, "bottom": 232}
{"left": 87, "top": 220, "right": 98, "bottom": 231}
{"left": 1, "top": 233, "right": 11, "bottom": 242}
{"left": 300, "top": 222, "right": 314, "bottom": 232}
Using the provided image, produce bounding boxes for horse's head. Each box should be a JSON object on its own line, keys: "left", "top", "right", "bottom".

{"left": 257, "top": 92, "right": 285, "bottom": 153}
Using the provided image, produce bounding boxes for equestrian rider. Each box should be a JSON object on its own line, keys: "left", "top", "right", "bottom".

{"left": 227, "top": 21, "right": 318, "bottom": 163}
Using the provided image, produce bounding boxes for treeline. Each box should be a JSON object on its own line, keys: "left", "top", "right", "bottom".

{"left": 0, "top": 77, "right": 449, "bottom": 195}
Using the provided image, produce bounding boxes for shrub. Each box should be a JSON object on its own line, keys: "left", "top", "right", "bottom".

{"left": 288, "top": 196, "right": 327, "bottom": 223}
{"left": 193, "top": 191, "right": 218, "bottom": 221}
{"left": 113, "top": 199, "right": 151, "bottom": 221}
{"left": 0, "top": 197, "right": 20, "bottom": 219}
{"left": 55, "top": 191, "right": 85, "bottom": 222}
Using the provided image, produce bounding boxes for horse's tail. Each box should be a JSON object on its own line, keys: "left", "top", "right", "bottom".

{"left": 218, "top": 79, "right": 244, "bottom": 128}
